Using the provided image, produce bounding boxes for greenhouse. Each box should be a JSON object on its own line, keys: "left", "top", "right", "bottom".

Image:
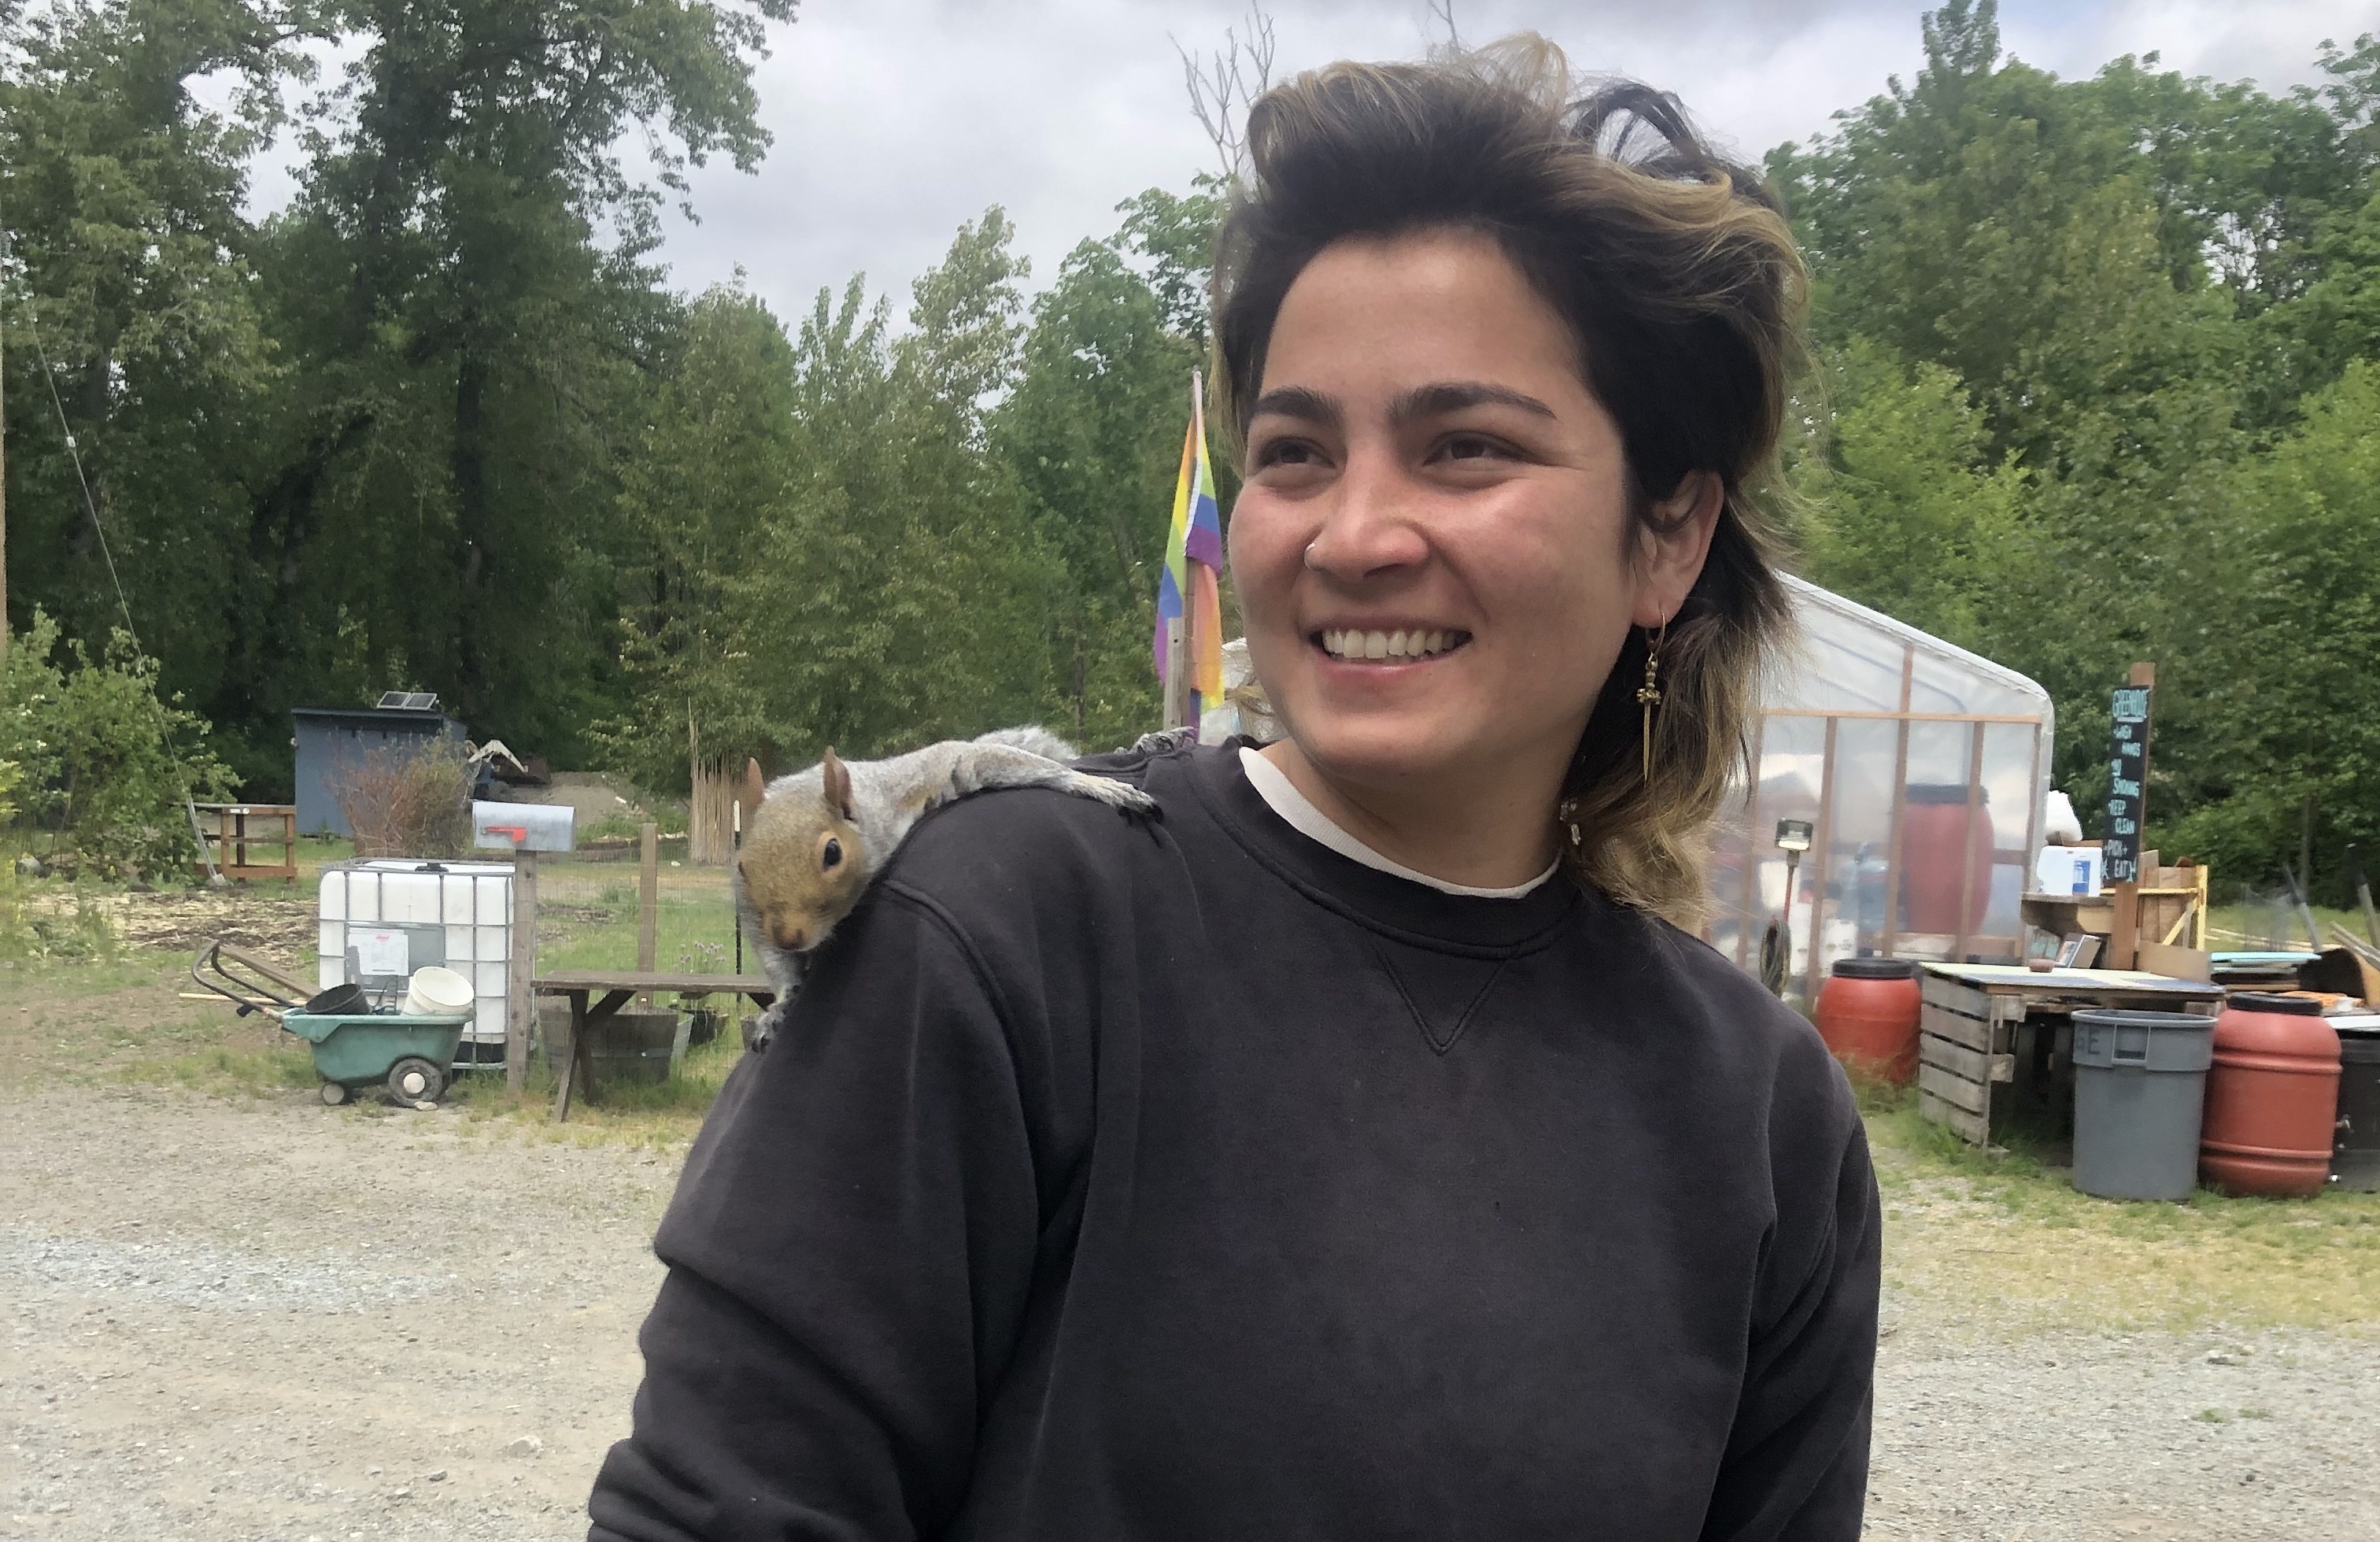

{"left": 1701, "top": 576, "right": 2056, "bottom": 1006}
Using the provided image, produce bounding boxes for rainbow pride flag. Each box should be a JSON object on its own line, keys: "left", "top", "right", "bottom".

{"left": 1155, "top": 372, "right": 1226, "bottom": 719}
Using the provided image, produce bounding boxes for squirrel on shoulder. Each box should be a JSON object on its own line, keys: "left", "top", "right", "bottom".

{"left": 734, "top": 727, "right": 1157, "bottom": 1048}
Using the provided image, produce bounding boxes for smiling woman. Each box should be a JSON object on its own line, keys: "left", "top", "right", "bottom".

{"left": 1216, "top": 42, "right": 1806, "bottom": 914}
{"left": 591, "top": 35, "right": 1876, "bottom": 1542}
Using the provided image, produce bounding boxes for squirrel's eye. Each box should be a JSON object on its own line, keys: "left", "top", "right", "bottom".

{"left": 821, "top": 838, "right": 842, "bottom": 871}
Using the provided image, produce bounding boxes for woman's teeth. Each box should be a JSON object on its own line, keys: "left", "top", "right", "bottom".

{"left": 1318, "top": 628, "right": 1463, "bottom": 661}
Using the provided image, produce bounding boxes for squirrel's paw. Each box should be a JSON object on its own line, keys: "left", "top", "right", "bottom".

{"left": 746, "top": 996, "right": 793, "bottom": 1052}
{"left": 1065, "top": 771, "right": 1160, "bottom": 822}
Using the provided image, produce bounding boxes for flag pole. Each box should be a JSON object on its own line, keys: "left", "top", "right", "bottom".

{"left": 1162, "top": 369, "right": 1203, "bottom": 733}
{"left": 1163, "top": 618, "right": 1191, "bottom": 730}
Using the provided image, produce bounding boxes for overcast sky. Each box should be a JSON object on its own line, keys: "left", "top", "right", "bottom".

{"left": 254, "top": 0, "right": 2380, "bottom": 326}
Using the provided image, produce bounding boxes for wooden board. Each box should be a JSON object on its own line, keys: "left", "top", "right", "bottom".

{"left": 534, "top": 970, "right": 775, "bottom": 997}
{"left": 1921, "top": 962, "right": 2220, "bottom": 997}
{"left": 1920, "top": 1032, "right": 2012, "bottom": 1085}
{"left": 1920, "top": 1003, "right": 2005, "bottom": 1054}
{"left": 2136, "top": 941, "right": 2212, "bottom": 982}
{"left": 1920, "top": 972, "right": 1994, "bottom": 1015}
{"left": 1919, "top": 1063, "right": 1990, "bottom": 1115}
{"left": 1919, "top": 1089, "right": 1989, "bottom": 1145}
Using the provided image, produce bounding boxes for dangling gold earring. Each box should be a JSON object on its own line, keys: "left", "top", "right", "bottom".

{"left": 1636, "top": 613, "right": 1669, "bottom": 781}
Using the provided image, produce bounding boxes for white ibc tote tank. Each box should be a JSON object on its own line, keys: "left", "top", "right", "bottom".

{"left": 319, "top": 859, "right": 520, "bottom": 1066}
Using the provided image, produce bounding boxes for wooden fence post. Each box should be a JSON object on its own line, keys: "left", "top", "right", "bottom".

{"left": 638, "top": 823, "right": 660, "bottom": 1005}
{"left": 506, "top": 849, "right": 538, "bottom": 1093}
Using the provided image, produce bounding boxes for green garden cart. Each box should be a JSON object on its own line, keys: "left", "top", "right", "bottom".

{"left": 192, "top": 940, "right": 471, "bottom": 1105}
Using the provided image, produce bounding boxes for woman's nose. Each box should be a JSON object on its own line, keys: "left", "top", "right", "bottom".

{"left": 1302, "top": 449, "right": 1430, "bottom": 581}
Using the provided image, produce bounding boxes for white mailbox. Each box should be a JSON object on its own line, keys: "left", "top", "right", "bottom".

{"left": 471, "top": 800, "right": 575, "bottom": 853}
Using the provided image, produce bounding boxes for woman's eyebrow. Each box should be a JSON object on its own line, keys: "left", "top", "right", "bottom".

{"left": 1391, "top": 381, "right": 1558, "bottom": 423}
{"left": 1248, "top": 385, "right": 1342, "bottom": 427}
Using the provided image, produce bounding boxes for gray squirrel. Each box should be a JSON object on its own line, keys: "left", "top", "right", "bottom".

{"left": 734, "top": 727, "right": 1157, "bottom": 1048}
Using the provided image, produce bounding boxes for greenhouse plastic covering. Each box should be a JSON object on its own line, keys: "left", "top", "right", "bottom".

{"left": 1704, "top": 576, "right": 2055, "bottom": 1003}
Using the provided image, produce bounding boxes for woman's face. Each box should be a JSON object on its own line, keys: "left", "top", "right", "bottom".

{"left": 1229, "top": 227, "right": 1713, "bottom": 802}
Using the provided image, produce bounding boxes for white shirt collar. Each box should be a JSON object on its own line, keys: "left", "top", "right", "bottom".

{"left": 1238, "top": 747, "right": 1560, "bottom": 900}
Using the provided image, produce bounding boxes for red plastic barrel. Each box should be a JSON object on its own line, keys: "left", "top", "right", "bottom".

{"left": 1815, "top": 958, "right": 1923, "bottom": 1085}
{"left": 1898, "top": 785, "right": 1994, "bottom": 936}
{"left": 2199, "top": 993, "right": 2342, "bottom": 1198}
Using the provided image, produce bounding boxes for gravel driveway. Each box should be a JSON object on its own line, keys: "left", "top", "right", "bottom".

{"left": 3, "top": 1084, "right": 2374, "bottom": 1541}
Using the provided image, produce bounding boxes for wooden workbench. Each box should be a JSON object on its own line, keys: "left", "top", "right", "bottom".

{"left": 533, "top": 970, "right": 775, "bottom": 1122}
{"left": 1917, "top": 963, "right": 2224, "bottom": 1148}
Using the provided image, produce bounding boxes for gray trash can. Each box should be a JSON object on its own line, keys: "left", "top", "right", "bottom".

{"left": 2071, "top": 1010, "right": 2216, "bottom": 1201}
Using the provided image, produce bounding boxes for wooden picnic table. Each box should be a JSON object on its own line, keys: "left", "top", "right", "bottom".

{"left": 534, "top": 970, "right": 775, "bottom": 1122}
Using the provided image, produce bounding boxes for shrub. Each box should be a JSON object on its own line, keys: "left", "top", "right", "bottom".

{"left": 1, "top": 609, "right": 236, "bottom": 879}
{"left": 328, "top": 741, "right": 471, "bottom": 858}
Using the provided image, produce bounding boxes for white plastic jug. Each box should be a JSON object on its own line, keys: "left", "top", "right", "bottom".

{"left": 403, "top": 965, "right": 475, "bottom": 1017}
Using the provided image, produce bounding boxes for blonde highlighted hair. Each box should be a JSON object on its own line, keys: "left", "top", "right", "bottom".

{"left": 1212, "top": 37, "right": 1805, "bottom": 923}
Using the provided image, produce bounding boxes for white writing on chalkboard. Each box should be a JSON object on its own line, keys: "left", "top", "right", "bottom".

{"left": 2105, "top": 685, "right": 2153, "bottom": 884}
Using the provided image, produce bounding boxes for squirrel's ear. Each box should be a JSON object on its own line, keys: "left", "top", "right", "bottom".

{"left": 743, "top": 756, "right": 766, "bottom": 813}
{"left": 822, "top": 748, "right": 855, "bottom": 821}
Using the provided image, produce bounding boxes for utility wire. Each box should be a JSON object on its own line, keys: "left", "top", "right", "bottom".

{"left": 3, "top": 227, "right": 225, "bottom": 882}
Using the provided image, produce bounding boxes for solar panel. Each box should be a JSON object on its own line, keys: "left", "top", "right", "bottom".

{"left": 375, "top": 691, "right": 441, "bottom": 712}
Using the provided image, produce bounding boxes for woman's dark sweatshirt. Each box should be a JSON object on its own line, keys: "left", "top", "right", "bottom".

{"left": 589, "top": 740, "right": 1879, "bottom": 1541}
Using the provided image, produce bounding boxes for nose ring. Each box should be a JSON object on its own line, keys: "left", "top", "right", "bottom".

{"left": 1303, "top": 541, "right": 1320, "bottom": 571}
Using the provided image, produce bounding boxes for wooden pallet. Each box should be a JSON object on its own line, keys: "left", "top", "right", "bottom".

{"left": 1915, "top": 963, "right": 2223, "bottom": 1147}
{"left": 1918, "top": 974, "right": 2019, "bottom": 1146}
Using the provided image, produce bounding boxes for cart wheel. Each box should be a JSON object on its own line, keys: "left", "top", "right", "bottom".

{"left": 388, "top": 1058, "right": 445, "bottom": 1104}
{"left": 320, "top": 1081, "right": 350, "bottom": 1107}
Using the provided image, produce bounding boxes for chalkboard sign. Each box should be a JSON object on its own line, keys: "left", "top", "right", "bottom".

{"left": 2105, "top": 685, "right": 2153, "bottom": 883}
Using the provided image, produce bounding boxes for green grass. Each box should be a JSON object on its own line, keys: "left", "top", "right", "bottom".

{"left": 425, "top": 1021, "right": 746, "bottom": 1149}
{"left": 2205, "top": 900, "right": 2371, "bottom": 952}
{"left": 0, "top": 869, "right": 123, "bottom": 963}
{"left": 535, "top": 863, "right": 743, "bottom": 978}
{"left": 116, "top": 1037, "right": 322, "bottom": 1095}
{"left": 1864, "top": 1089, "right": 2380, "bottom": 1333}
{"left": 2, "top": 856, "right": 753, "bottom": 1146}
{"left": 0, "top": 949, "right": 160, "bottom": 993}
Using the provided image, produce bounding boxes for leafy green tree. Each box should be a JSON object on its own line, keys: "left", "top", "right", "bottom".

{"left": 0, "top": 0, "right": 319, "bottom": 715}
{"left": 0, "top": 609, "right": 234, "bottom": 876}
{"left": 1794, "top": 339, "right": 2027, "bottom": 656}
{"left": 1768, "top": 2, "right": 2370, "bottom": 460}
{"left": 1775, "top": 5, "right": 2380, "bottom": 892}
{"left": 601, "top": 283, "right": 796, "bottom": 793}
{"left": 220, "top": 0, "right": 795, "bottom": 778}
{"left": 2156, "top": 363, "right": 2380, "bottom": 899}
{"left": 995, "top": 187, "right": 1223, "bottom": 749}
{"left": 729, "top": 213, "right": 1065, "bottom": 764}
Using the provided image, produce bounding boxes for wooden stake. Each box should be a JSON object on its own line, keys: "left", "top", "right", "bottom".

{"left": 505, "top": 849, "right": 538, "bottom": 1093}
{"left": 1162, "top": 616, "right": 1191, "bottom": 732}
{"left": 638, "top": 822, "right": 660, "bottom": 996}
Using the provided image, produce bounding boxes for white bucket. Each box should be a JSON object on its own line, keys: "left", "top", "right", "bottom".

{"left": 404, "top": 965, "right": 475, "bottom": 1017}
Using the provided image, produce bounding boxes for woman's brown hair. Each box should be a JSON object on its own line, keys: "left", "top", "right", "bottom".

{"left": 1213, "top": 36, "right": 1804, "bottom": 922}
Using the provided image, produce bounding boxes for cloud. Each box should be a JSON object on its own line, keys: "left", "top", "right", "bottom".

{"left": 239, "top": 1, "right": 2380, "bottom": 327}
